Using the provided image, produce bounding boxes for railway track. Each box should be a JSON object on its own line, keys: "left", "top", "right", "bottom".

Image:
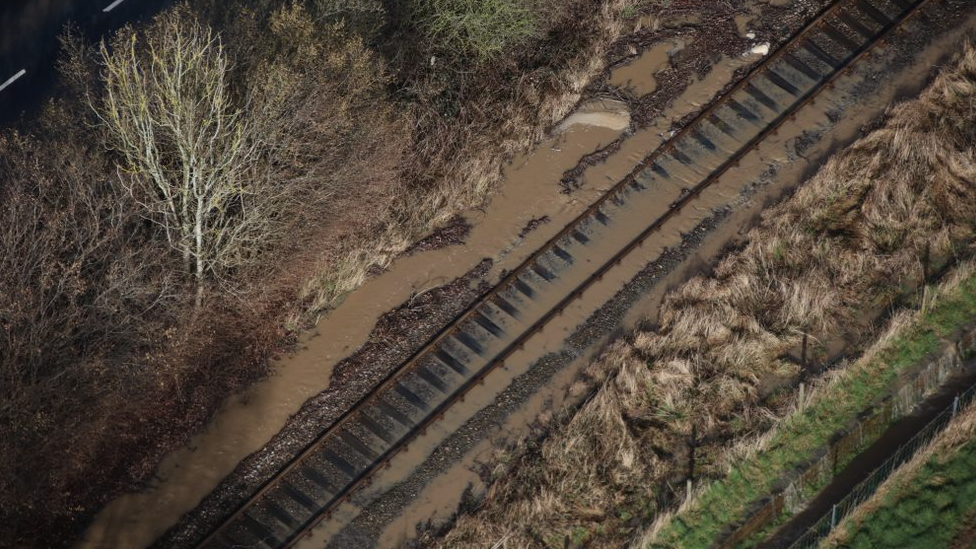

{"left": 194, "top": 0, "right": 933, "bottom": 546}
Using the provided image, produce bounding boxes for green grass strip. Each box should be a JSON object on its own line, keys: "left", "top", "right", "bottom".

{"left": 828, "top": 437, "right": 976, "bottom": 548}
{"left": 647, "top": 272, "right": 976, "bottom": 549}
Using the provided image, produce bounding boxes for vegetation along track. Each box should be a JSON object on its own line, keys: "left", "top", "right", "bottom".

{"left": 195, "top": 0, "right": 932, "bottom": 547}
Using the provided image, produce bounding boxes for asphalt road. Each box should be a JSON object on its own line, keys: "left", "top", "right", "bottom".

{"left": 0, "top": 0, "right": 176, "bottom": 125}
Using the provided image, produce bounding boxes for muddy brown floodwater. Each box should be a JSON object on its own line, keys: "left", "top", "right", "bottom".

{"left": 77, "top": 78, "right": 632, "bottom": 549}
{"left": 609, "top": 39, "right": 683, "bottom": 97}
{"left": 312, "top": 6, "right": 976, "bottom": 548}
{"left": 76, "top": 1, "right": 976, "bottom": 547}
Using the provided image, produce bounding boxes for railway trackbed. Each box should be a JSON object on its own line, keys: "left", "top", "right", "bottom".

{"left": 194, "top": 0, "right": 934, "bottom": 547}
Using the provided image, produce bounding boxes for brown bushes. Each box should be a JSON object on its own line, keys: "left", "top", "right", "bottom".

{"left": 434, "top": 44, "right": 976, "bottom": 549}
{"left": 0, "top": 4, "right": 404, "bottom": 547}
{"left": 0, "top": 0, "right": 640, "bottom": 547}
{"left": 0, "top": 121, "right": 177, "bottom": 545}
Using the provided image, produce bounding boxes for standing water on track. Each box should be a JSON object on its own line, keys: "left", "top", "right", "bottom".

{"left": 609, "top": 39, "right": 685, "bottom": 97}
{"left": 76, "top": 95, "right": 632, "bottom": 549}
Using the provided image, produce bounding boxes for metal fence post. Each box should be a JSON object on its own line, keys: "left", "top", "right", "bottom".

{"left": 831, "top": 504, "right": 837, "bottom": 529}
{"left": 953, "top": 395, "right": 960, "bottom": 417}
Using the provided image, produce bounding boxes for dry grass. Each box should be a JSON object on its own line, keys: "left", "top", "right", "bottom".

{"left": 434, "top": 44, "right": 976, "bottom": 549}
{"left": 634, "top": 260, "right": 976, "bottom": 548}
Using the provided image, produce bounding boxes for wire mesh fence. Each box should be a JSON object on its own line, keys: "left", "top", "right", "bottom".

{"left": 787, "top": 382, "right": 976, "bottom": 549}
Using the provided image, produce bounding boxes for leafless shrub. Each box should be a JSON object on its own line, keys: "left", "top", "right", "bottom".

{"left": 1, "top": 4, "right": 405, "bottom": 547}
{"left": 88, "top": 5, "right": 404, "bottom": 307}
{"left": 0, "top": 121, "right": 181, "bottom": 545}
{"left": 2, "top": 0, "right": 641, "bottom": 546}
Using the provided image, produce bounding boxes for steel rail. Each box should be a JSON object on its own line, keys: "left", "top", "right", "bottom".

{"left": 193, "top": 0, "right": 936, "bottom": 547}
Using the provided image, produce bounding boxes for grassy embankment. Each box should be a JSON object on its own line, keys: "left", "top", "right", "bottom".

{"left": 642, "top": 264, "right": 976, "bottom": 549}
{"left": 0, "top": 0, "right": 648, "bottom": 547}
{"left": 821, "top": 398, "right": 976, "bottom": 549}
{"left": 435, "top": 44, "right": 976, "bottom": 549}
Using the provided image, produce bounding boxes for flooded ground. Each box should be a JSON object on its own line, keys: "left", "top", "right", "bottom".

{"left": 77, "top": 85, "right": 632, "bottom": 549}
{"left": 75, "top": 1, "right": 976, "bottom": 547}
{"left": 609, "top": 39, "right": 683, "bottom": 97}
{"left": 79, "top": 25, "right": 771, "bottom": 548}
{"left": 576, "top": 49, "right": 768, "bottom": 194}
{"left": 317, "top": 7, "right": 976, "bottom": 547}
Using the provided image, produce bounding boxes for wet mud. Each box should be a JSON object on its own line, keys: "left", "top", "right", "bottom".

{"left": 314, "top": 4, "right": 976, "bottom": 548}
{"left": 608, "top": 39, "right": 682, "bottom": 98}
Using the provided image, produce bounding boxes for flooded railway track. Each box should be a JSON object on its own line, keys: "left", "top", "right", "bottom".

{"left": 195, "top": 0, "right": 933, "bottom": 547}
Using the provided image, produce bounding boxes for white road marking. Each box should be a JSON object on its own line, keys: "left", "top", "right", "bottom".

{"left": 103, "top": 0, "right": 127, "bottom": 12}
{"left": 0, "top": 69, "right": 26, "bottom": 93}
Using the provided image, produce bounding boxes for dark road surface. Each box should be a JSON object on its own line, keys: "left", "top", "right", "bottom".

{"left": 0, "top": 0, "right": 176, "bottom": 125}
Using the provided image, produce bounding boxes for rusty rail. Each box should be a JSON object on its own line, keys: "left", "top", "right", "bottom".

{"left": 191, "top": 0, "right": 935, "bottom": 547}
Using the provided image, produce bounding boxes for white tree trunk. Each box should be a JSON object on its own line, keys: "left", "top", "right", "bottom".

{"left": 194, "top": 194, "right": 205, "bottom": 310}
{"left": 94, "top": 12, "right": 260, "bottom": 310}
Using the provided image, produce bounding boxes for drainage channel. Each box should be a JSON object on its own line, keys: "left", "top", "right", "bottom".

{"left": 759, "top": 359, "right": 976, "bottom": 549}
{"left": 188, "top": 1, "right": 937, "bottom": 547}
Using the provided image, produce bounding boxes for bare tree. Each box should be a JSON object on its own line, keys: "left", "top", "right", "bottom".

{"left": 94, "top": 11, "right": 265, "bottom": 307}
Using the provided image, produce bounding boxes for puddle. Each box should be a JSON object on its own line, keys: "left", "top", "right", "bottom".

{"left": 75, "top": 77, "right": 630, "bottom": 549}
{"left": 609, "top": 39, "right": 684, "bottom": 97}
{"left": 578, "top": 48, "right": 768, "bottom": 192}
{"left": 557, "top": 98, "right": 631, "bottom": 132}
{"left": 735, "top": 13, "right": 756, "bottom": 38}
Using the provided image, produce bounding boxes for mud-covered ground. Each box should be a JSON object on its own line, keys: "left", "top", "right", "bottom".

{"left": 150, "top": 260, "right": 493, "bottom": 548}
{"left": 141, "top": 0, "right": 968, "bottom": 547}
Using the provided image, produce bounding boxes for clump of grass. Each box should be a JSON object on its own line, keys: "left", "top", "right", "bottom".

{"left": 409, "top": 0, "right": 542, "bottom": 61}
{"left": 435, "top": 44, "right": 976, "bottom": 549}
